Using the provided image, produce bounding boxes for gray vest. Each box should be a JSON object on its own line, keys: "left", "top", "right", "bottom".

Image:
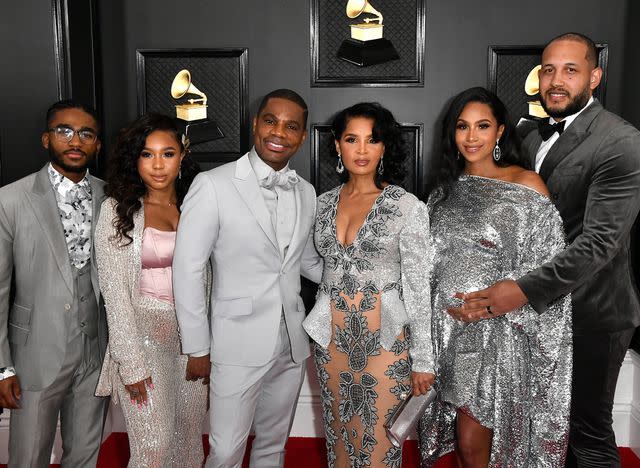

{"left": 67, "top": 260, "right": 99, "bottom": 342}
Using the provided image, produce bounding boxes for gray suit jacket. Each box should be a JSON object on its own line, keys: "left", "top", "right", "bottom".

{"left": 518, "top": 100, "right": 640, "bottom": 332}
{"left": 173, "top": 152, "right": 323, "bottom": 367}
{"left": 0, "top": 164, "right": 107, "bottom": 390}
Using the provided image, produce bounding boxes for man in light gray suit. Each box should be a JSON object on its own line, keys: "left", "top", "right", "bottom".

{"left": 0, "top": 100, "right": 108, "bottom": 467}
{"left": 173, "top": 89, "right": 323, "bottom": 468}
{"left": 449, "top": 34, "right": 640, "bottom": 467}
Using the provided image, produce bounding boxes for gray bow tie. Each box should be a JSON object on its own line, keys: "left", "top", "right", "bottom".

{"left": 260, "top": 169, "right": 300, "bottom": 191}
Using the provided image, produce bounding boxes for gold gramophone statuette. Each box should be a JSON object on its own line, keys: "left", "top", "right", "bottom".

{"left": 336, "top": 0, "right": 399, "bottom": 67}
{"left": 524, "top": 65, "right": 549, "bottom": 119}
{"left": 347, "top": 0, "right": 384, "bottom": 41}
{"left": 171, "top": 69, "right": 208, "bottom": 121}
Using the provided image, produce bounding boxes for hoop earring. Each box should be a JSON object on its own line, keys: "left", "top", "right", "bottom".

{"left": 336, "top": 153, "right": 344, "bottom": 174}
{"left": 378, "top": 157, "right": 384, "bottom": 175}
{"left": 493, "top": 141, "right": 501, "bottom": 162}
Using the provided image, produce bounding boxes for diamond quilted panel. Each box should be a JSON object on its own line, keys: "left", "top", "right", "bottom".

{"left": 313, "top": 0, "right": 423, "bottom": 84}
{"left": 139, "top": 52, "right": 248, "bottom": 155}
{"left": 491, "top": 46, "right": 607, "bottom": 125}
{"left": 312, "top": 124, "right": 421, "bottom": 196}
{"left": 496, "top": 54, "right": 541, "bottom": 124}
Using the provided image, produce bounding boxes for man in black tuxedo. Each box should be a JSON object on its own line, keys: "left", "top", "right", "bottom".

{"left": 449, "top": 33, "right": 640, "bottom": 467}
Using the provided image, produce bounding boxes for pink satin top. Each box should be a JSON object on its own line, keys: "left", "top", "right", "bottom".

{"left": 139, "top": 227, "right": 176, "bottom": 303}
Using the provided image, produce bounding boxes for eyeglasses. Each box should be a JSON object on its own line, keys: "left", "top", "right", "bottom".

{"left": 48, "top": 126, "right": 98, "bottom": 144}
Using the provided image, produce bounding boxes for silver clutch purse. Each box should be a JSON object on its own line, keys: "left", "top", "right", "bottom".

{"left": 384, "top": 389, "right": 437, "bottom": 448}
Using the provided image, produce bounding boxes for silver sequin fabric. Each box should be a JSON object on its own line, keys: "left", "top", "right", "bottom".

{"left": 418, "top": 176, "right": 572, "bottom": 467}
{"left": 94, "top": 199, "right": 207, "bottom": 468}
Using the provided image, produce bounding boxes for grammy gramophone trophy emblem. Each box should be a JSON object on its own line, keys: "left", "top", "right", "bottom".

{"left": 336, "top": 0, "right": 399, "bottom": 67}
{"left": 515, "top": 64, "right": 549, "bottom": 136}
{"left": 170, "top": 69, "right": 223, "bottom": 144}
{"left": 524, "top": 65, "right": 549, "bottom": 119}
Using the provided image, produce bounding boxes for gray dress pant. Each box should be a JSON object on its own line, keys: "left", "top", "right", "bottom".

{"left": 566, "top": 328, "right": 635, "bottom": 468}
{"left": 8, "top": 332, "right": 106, "bottom": 468}
{"left": 206, "top": 319, "right": 306, "bottom": 468}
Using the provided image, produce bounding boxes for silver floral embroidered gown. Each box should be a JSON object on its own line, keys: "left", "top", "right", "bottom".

{"left": 418, "top": 176, "right": 572, "bottom": 467}
{"left": 303, "top": 185, "right": 434, "bottom": 468}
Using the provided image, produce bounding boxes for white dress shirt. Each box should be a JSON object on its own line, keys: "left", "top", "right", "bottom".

{"left": 535, "top": 97, "right": 594, "bottom": 173}
{"left": 249, "top": 149, "right": 297, "bottom": 259}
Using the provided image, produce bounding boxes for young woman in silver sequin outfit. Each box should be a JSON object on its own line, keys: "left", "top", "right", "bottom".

{"left": 418, "top": 87, "right": 572, "bottom": 467}
{"left": 303, "top": 102, "right": 435, "bottom": 467}
{"left": 94, "top": 114, "right": 208, "bottom": 467}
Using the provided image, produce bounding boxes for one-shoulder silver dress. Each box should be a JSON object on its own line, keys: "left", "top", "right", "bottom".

{"left": 418, "top": 176, "right": 572, "bottom": 467}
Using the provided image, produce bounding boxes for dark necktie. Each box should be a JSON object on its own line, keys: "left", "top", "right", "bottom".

{"left": 538, "top": 120, "right": 566, "bottom": 141}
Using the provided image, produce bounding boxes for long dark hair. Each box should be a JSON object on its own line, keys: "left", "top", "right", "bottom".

{"left": 105, "top": 113, "right": 200, "bottom": 244}
{"left": 330, "top": 102, "right": 406, "bottom": 189}
{"left": 432, "top": 87, "right": 527, "bottom": 201}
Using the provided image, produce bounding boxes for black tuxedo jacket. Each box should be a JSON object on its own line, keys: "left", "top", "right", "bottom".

{"left": 518, "top": 100, "right": 640, "bottom": 332}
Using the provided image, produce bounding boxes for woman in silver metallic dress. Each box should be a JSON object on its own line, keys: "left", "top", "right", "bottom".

{"left": 94, "top": 114, "right": 208, "bottom": 467}
{"left": 418, "top": 87, "right": 572, "bottom": 467}
{"left": 303, "top": 102, "right": 435, "bottom": 467}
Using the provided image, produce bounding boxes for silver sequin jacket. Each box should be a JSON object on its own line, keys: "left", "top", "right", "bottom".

{"left": 94, "top": 199, "right": 209, "bottom": 404}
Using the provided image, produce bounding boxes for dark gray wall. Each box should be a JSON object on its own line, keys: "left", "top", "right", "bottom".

{"left": 622, "top": 0, "right": 640, "bottom": 128}
{"left": 98, "top": 0, "right": 630, "bottom": 184}
{"left": 0, "top": 2, "right": 61, "bottom": 185}
{"left": 0, "top": 1, "right": 632, "bottom": 186}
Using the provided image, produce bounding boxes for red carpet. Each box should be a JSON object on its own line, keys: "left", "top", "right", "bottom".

{"left": 94, "top": 433, "right": 638, "bottom": 467}
{"left": 4, "top": 434, "right": 638, "bottom": 467}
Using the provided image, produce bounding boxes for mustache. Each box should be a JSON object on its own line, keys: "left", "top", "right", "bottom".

{"left": 545, "top": 87, "right": 569, "bottom": 94}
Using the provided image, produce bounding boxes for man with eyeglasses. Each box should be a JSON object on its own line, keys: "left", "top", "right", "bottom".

{"left": 0, "top": 100, "right": 108, "bottom": 466}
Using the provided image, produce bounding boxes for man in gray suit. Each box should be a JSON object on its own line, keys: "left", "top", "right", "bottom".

{"left": 449, "top": 33, "right": 640, "bottom": 466}
{"left": 173, "top": 89, "right": 323, "bottom": 468}
{"left": 0, "top": 100, "right": 108, "bottom": 467}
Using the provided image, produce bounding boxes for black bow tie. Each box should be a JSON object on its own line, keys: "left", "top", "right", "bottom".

{"left": 538, "top": 120, "right": 566, "bottom": 141}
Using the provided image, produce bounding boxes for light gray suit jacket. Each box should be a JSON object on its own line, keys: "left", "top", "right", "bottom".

{"left": 173, "top": 151, "right": 323, "bottom": 367}
{"left": 518, "top": 100, "right": 640, "bottom": 332}
{"left": 0, "top": 164, "right": 107, "bottom": 390}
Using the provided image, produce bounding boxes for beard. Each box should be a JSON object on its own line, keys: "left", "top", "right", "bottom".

{"left": 540, "top": 85, "right": 591, "bottom": 120}
{"left": 48, "top": 146, "right": 92, "bottom": 173}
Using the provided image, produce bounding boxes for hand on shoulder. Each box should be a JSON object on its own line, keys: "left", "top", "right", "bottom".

{"left": 512, "top": 169, "right": 550, "bottom": 197}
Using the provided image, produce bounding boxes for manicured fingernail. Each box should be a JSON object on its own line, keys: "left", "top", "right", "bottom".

{"left": 144, "top": 400, "right": 148, "bottom": 406}
{"left": 131, "top": 399, "right": 135, "bottom": 405}
{"left": 138, "top": 404, "right": 142, "bottom": 410}
{"left": 149, "top": 383, "right": 154, "bottom": 390}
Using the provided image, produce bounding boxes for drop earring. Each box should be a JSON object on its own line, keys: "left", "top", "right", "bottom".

{"left": 378, "top": 157, "right": 384, "bottom": 175}
{"left": 493, "top": 141, "right": 501, "bottom": 162}
{"left": 336, "top": 153, "right": 344, "bottom": 174}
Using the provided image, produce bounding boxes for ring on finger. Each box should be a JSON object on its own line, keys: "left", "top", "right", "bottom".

{"left": 486, "top": 305, "right": 493, "bottom": 315}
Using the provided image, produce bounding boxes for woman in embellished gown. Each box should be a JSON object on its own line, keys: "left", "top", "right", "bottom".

{"left": 303, "top": 102, "right": 435, "bottom": 467}
{"left": 94, "top": 114, "right": 208, "bottom": 467}
{"left": 418, "top": 87, "right": 572, "bottom": 467}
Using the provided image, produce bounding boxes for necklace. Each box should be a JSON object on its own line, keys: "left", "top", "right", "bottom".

{"left": 144, "top": 198, "right": 176, "bottom": 207}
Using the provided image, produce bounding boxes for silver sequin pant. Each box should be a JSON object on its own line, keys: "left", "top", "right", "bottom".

{"left": 117, "top": 297, "right": 208, "bottom": 468}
